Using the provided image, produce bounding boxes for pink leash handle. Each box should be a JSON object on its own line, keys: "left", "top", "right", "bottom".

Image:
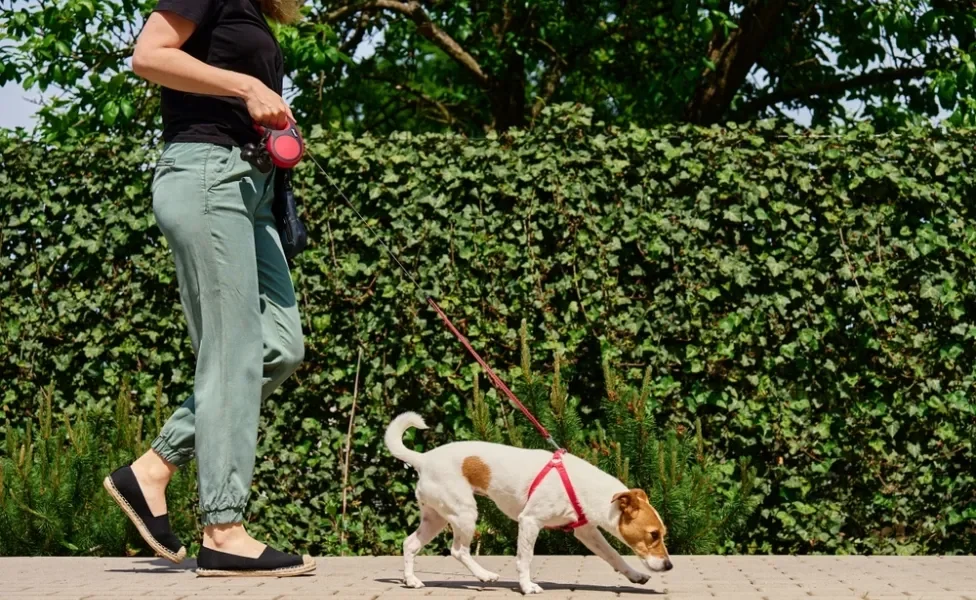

{"left": 252, "top": 118, "right": 305, "bottom": 169}
{"left": 425, "top": 296, "right": 560, "bottom": 451}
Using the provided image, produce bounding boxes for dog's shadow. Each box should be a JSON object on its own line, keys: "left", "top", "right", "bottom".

{"left": 375, "top": 577, "right": 663, "bottom": 595}
{"left": 104, "top": 557, "right": 197, "bottom": 574}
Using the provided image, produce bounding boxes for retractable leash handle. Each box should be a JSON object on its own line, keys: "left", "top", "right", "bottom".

{"left": 253, "top": 118, "right": 305, "bottom": 169}
{"left": 239, "top": 117, "right": 310, "bottom": 260}
{"left": 242, "top": 118, "right": 305, "bottom": 173}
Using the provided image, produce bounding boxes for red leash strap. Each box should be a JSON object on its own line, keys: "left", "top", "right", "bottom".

{"left": 425, "top": 296, "right": 557, "bottom": 449}
{"left": 427, "top": 299, "right": 586, "bottom": 530}
{"left": 526, "top": 449, "right": 589, "bottom": 531}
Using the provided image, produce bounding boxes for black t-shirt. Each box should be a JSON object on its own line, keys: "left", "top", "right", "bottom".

{"left": 153, "top": 0, "right": 284, "bottom": 147}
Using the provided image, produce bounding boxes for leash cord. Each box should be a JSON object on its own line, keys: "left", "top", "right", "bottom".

{"left": 305, "top": 153, "right": 560, "bottom": 451}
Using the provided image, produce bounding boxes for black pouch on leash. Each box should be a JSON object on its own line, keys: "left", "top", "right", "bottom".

{"left": 272, "top": 168, "right": 308, "bottom": 261}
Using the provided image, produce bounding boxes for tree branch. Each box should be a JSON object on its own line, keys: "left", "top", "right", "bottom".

{"left": 361, "top": 74, "right": 457, "bottom": 125}
{"left": 685, "top": 0, "right": 787, "bottom": 124}
{"left": 325, "top": 1, "right": 489, "bottom": 87}
{"left": 530, "top": 65, "right": 566, "bottom": 120}
{"left": 704, "top": 3, "right": 731, "bottom": 63}
{"left": 529, "top": 21, "right": 630, "bottom": 120}
{"left": 529, "top": 37, "right": 569, "bottom": 119}
{"left": 737, "top": 65, "right": 930, "bottom": 115}
{"left": 340, "top": 13, "right": 371, "bottom": 54}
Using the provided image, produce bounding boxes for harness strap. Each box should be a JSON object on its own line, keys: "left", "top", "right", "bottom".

{"left": 526, "top": 449, "right": 588, "bottom": 531}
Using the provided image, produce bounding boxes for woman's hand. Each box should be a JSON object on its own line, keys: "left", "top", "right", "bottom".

{"left": 242, "top": 79, "right": 294, "bottom": 129}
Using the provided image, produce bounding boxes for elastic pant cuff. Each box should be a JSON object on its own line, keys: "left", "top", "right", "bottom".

{"left": 201, "top": 504, "right": 248, "bottom": 527}
{"left": 150, "top": 436, "right": 194, "bottom": 468}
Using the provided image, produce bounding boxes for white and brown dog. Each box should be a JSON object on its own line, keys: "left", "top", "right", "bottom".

{"left": 385, "top": 412, "right": 673, "bottom": 595}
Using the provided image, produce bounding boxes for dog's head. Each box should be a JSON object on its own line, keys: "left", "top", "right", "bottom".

{"left": 612, "top": 489, "right": 673, "bottom": 572}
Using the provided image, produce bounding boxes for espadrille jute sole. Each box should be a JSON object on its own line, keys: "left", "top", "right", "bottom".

{"left": 196, "top": 555, "right": 316, "bottom": 578}
{"left": 102, "top": 475, "right": 186, "bottom": 564}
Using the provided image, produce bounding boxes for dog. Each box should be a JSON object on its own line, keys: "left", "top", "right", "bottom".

{"left": 385, "top": 412, "right": 673, "bottom": 594}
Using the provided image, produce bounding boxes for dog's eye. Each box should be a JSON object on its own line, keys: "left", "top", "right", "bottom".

{"left": 649, "top": 531, "right": 660, "bottom": 542}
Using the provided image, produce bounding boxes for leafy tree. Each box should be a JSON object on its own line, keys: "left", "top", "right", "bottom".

{"left": 4, "top": 0, "right": 976, "bottom": 137}
{"left": 317, "top": 0, "right": 976, "bottom": 132}
{"left": 0, "top": 0, "right": 155, "bottom": 139}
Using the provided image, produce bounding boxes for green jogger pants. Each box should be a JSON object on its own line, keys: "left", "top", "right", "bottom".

{"left": 148, "top": 142, "right": 304, "bottom": 526}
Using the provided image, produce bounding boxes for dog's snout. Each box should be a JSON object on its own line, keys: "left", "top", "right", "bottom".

{"left": 663, "top": 559, "right": 673, "bottom": 571}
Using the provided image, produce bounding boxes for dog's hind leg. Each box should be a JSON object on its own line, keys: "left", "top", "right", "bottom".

{"left": 442, "top": 495, "right": 500, "bottom": 584}
{"left": 403, "top": 506, "right": 447, "bottom": 589}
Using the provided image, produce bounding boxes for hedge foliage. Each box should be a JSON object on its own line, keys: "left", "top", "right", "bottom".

{"left": 1, "top": 106, "right": 974, "bottom": 556}
{"left": 0, "top": 380, "right": 200, "bottom": 557}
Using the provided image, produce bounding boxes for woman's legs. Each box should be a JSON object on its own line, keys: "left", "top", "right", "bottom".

{"left": 199, "top": 166, "right": 305, "bottom": 556}
{"left": 132, "top": 143, "right": 303, "bottom": 553}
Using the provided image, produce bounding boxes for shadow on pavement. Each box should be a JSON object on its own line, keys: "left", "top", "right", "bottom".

{"left": 375, "top": 578, "right": 664, "bottom": 595}
{"left": 105, "top": 557, "right": 196, "bottom": 573}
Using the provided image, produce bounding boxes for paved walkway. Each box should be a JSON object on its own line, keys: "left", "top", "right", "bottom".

{"left": 1, "top": 555, "right": 974, "bottom": 599}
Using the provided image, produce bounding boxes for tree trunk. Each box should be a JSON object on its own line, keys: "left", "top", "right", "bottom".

{"left": 489, "top": 51, "right": 528, "bottom": 131}
{"left": 685, "top": 0, "right": 787, "bottom": 125}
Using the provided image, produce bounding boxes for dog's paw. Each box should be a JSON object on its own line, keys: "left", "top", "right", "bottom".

{"left": 477, "top": 570, "right": 500, "bottom": 583}
{"left": 625, "top": 570, "right": 650, "bottom": 585}
{"left": 404, "top": 575, "right": 425, "bottom": 589}
{"left": 520, "top": 581, "right": 544, "bottom": 595}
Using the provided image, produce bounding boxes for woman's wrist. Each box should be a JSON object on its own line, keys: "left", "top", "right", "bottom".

{"left": 231, "top": 73, "right": 260, "bottom": 101}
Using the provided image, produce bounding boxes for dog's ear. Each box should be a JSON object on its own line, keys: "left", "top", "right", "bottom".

{"left": 612, "top": 489, "right": 645, "bottom": 517}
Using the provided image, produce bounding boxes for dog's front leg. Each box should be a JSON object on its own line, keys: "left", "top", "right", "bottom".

{"left": 573, "top": 526, "right": 650, "bottom": 585}
{"left": 516, "top": 514, "right": 544, "bottom": 594}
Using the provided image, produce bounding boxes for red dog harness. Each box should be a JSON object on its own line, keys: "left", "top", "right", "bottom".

{"left": 526, "top": 449, "right": 588, "bottom": 531}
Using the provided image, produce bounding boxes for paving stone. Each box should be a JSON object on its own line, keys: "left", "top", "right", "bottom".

{"left": 697, "top": 594, "right": 774, "bottom": 600}
{"left": 2, "top": 556, "right": 976, "bottom": 599}
{"left": 867, "top": 597, "right": 971, "bottom": 600}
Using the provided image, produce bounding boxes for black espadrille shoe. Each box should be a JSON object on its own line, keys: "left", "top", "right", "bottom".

{"left": 196, "top": 546, "right": 316, "bottom": 577}
{"left": 103, "top": 465, "right": 186, "bottom": 563}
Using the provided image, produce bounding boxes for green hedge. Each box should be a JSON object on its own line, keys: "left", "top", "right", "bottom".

{"left": 1, "top": 382, "right": 201, "bottom": 557}
{"left": 1, "top": 106, "right": 974, "bottom": 556}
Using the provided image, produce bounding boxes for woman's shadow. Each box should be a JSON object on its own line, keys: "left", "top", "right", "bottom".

{"left": 103, "top": 557, "right": 195, "bottom": 573}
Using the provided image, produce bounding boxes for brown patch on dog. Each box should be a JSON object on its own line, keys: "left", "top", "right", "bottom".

{"left": 462, "top": 456, "right": 492, "bottom": 491}
{"left": 613, "top": 489, "right": 669, "bottom": 559}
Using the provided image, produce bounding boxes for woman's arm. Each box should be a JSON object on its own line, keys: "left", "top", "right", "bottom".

{"left": 132, "top": 11, "right": 292, "bottom": 128}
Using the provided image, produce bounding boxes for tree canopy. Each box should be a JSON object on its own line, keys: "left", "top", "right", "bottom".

{"left": 3, "top": 0, "right": 976, "bottom": 138}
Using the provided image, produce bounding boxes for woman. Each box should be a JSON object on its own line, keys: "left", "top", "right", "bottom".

{"left": 102, "top": 0, "right": 315, "bottom": 577}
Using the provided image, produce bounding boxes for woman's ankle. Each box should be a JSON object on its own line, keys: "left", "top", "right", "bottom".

{"left": 203, "top": 523, "right": 266, "bottom": 557}
{"left": 204, "top": 523, "right": 246, "bottom": 547}
{"left": 131, "top": 449, "right": 177, "bottom": 486}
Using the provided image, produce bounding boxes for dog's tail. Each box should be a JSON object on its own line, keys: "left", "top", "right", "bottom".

{"left": 385, "top": 411, "right": 428, "bottom": 469}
